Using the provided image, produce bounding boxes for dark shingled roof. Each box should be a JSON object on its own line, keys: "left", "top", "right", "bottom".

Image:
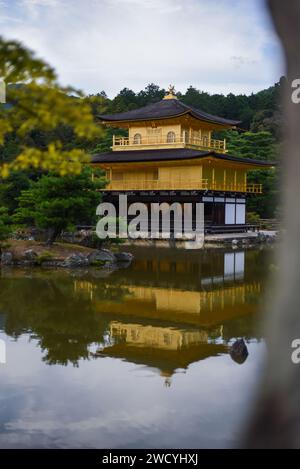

{"left": 98, "top": 99, "right": 240, "bottom": 127}
{"left": 91, "top": 148, "right": 276, "bottom": 167}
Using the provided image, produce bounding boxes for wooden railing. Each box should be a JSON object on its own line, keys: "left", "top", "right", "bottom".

{"left": 103, "top": 179, "right": 262, "bottom": 193}
{"left": 112, "top": 135, "right": 227, "bottom": 153}
{"left": 209, "top": 183, "right": 262, "bottom": 193}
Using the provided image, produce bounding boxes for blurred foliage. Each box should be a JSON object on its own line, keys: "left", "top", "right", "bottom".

{"left": 0, "top": 37, "right": 103, "bottom": 177}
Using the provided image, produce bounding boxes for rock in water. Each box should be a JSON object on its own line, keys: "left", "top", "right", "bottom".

{"left": 87, "top": 249, "right": 117, "bottom": 265}
{"left": 114, "top": 252, "right": 134, "bottom": 263}
{"left": 24, "top": 249, "right": 38, "bottom": 261}
{"left": 230, "top": 339, "right": 249, "bottom": 364}
{"left": 61, "top": 253, "right": 89, "bottom": 268}
{"left": 1, "top": 252, "right": 13, "bottom": 265}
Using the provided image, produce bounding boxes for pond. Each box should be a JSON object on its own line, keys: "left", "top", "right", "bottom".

{"left": 0, "top": 246, "right": 273, "bottom": 448}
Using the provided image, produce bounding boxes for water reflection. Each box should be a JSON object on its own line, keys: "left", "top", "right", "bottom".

{"left": 0, "top": 246, "right": 273, "bottom": 448}
{"left": 0, "top": 247, "right": 269, "bottom": 374}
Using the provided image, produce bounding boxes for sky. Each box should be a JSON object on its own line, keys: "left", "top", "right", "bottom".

{"left": 1, "top": 0, "right": 284, "bottom": 98}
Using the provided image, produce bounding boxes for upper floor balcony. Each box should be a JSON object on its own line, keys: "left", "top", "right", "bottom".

{"left": 102, "top": 179, "right": 262, "bottom": 194}
{"left": 112, "top": 134, "right": 227, "bottom": 153}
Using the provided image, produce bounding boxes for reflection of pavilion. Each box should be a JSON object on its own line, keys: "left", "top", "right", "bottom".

{"left": 109, "top": 321, "right": 216, "bottom": 350}
{"left": 90, "top": 282, "right": 261, "bottom": 327}
{"left": 76, "top": 248, "right": 266, "bottom": 378}
{"left": 75, "top": 249, "right": 263, "bottom": 326}
{"left": 98, "top": 321, "right": 227, "bottom": 379}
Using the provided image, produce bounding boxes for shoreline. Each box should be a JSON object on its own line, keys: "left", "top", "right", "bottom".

{"left": 0, "top": 240, "right": 133, "bottom": 269}
{"left": 0, "top": 232, "right": 278, "bottom": 269}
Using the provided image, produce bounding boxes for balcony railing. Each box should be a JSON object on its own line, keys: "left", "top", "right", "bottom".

{"left": 103, "top": 179, "right": 262, "bottom": 194}
{"left": 112, "top": 135, "right": 227, "bottom": 153}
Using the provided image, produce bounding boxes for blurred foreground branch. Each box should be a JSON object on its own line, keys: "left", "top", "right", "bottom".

{"left": 0, "top": 37, "right": 103, "bottom": 177}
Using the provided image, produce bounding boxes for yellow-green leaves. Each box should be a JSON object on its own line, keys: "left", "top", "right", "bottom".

{"left": 0, "top": 37, "right": 56, "bottom": 84}
{"left": 0, "top": 36, "right": 102, "bottom": 177}
{"left": 1, "top": 143, "right": 90, "bottom": 177}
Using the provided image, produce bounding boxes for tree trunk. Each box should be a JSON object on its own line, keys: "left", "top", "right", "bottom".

{"left": 45, "top": 227, "right": 61, "bottom": 246}
{"left": 243, "top": 0, "right": 300, "bottom": 448}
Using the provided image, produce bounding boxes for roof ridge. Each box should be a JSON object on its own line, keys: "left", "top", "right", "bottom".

{"left": 98, "top": 97, "right": 240, "bottom": 126}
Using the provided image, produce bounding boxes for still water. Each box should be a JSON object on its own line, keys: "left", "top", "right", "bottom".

{"left": 0, "top": 246, "right": 273, "bottom": 448}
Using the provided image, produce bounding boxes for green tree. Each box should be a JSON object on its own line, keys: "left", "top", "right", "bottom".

{"left": 0, "top": 37, "right": 102, "bottom": 177}
{"left": 14, "top": 167, "right": 106, "bottom": 245}
{"left": 0, "top": 207, "right": 11, "bottom": 254}
{"left": 225, "top": 130, "right": 278, "bottom": 161}
{"left": 225, "top": 130, "right": 279, "bottom": 218}
{"left": 246, "top": 169, "right": 279, "bottom": 218}
{"left": 137, "top": 83, "right": 165, "bottom": 106}
{"left": 0, "top": 171, "right": 32, "bottom": 214}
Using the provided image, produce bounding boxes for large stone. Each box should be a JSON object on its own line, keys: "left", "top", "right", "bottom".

{"left": 24, "top": 249, "right": 38, "bottom": 261}
{"left": 87, "top": 249, "right": 117, "bottom": 265}
{"left": 257, "top": 232, "right": 267, "bottom": 243}
{"left": 1, "top": 252, "right": 13, "bottom": 265}
{"left": 114, "top": 252, "right": 134, "bottom": 263}
{"left": 61, "top": 253, "right": 89, "bottom": 268}
{"left": 230, "top": 339, "right": 249, "bottom": 365}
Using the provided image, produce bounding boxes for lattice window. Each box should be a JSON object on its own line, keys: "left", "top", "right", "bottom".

{"left": 166, "top": 131, "right": 176, "bottom": 143}
{"left": 133, "top": 133, "right": 142, "bottom": 144}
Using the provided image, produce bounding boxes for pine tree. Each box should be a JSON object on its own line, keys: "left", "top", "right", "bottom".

{"left": 14, "top": 168, "right": 106, "bottom": 245}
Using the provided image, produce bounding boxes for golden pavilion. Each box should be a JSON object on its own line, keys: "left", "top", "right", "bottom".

{"left": 92, "top": 86, "right": 274, "bottom": 233}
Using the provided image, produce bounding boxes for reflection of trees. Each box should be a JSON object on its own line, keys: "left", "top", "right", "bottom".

{"left": 0, "top": 273, "right": 128, "bottom": 366}
{"left": 222, "top": 313, "right": 263, "bottom": 343}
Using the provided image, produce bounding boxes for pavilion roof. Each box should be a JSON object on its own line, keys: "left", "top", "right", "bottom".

{"left": 98, "top": 98, "right": 241, "bottom": 127}
{"left": 91, "top": 148, "right": 276, "bottom": 167}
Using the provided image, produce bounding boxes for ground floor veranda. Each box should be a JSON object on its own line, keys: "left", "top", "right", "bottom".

{"left": 100, "top": 190, "right": 251, "bottom": 235}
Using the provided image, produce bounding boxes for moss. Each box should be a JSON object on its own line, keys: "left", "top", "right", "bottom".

{"left": 90, "top": 260, "right": 106, "bottom": 267}
{"left": 36, "top": 251, "right": 55, "bottom": 265}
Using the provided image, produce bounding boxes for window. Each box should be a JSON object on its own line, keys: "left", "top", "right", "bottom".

{"left": 225, "top": 203, "right": 235, "bottom": 225}
{"left": 166, "top": 131, "right": 176, "bottom": 143}
{"left": 133, "top": 133, "right": 142, "bottom": 144}
{"left": 182, "top": 129, "right": 189, "bottom": 143}
{"left": 236, "top": 204, "right": 246, "bottom": 224}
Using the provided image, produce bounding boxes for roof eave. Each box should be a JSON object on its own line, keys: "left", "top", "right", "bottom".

{"left": 98, "top": 111, "right": 241, "bottom": 128}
